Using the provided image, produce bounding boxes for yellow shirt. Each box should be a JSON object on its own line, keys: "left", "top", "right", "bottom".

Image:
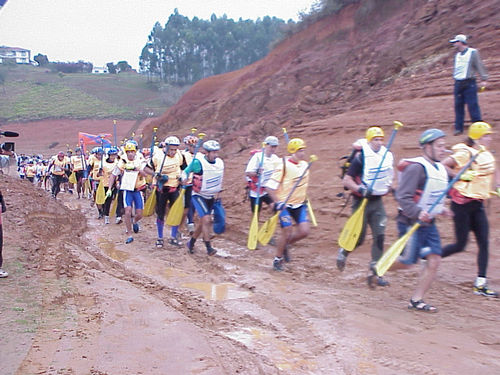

{"left": 266, "top": 157, "right": 309, "bottom": 206}
{"left": 51, "top": 156, "right": 67, "bottom": 176}
{"left": 117, "top": 157, "right": 147, "bottom": 190}
{"left": 151, "top": 149, "right": 183, "bottom": 188}
{"left": 101, "top": 159, "right": 118, "bottom": 187}
{"left": 451, "top": 143, "right": 495, "bottom": 200}
{"left": 88, "top": 155, "right": 103, "bottom": 180}
{"left": 71, "top": 155, "right": 84, "bottom": 171}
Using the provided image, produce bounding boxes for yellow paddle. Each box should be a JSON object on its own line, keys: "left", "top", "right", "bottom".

{"left": 338, "top": 121, "right": 403, "bottom": 251}
{"left": 258, "top": 155, "right": 318, "bottom": 245}
{"left": 165, "top": 133, "right": 206, "bottom": 226}
{"left": 247, "top": 143, "right": 266, "bottom": 250}
{"left": 375, "top": 146, "right": 485, "bottom": 276}
{"left": 306, "top": 199, "right": 318, "bottom": 227}
{"left": 110, "top": 193, "right": 118, "bottom": 216}
{"left": 143, "top": 189, "right": 157, "bottom": 217}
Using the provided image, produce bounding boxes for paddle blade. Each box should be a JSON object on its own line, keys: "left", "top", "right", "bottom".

{"left": 95, "top": 182, "right": 106, "bottom": 205}
{"left": 307, "top": 200, "right": 317, "bottom": 227}
{"left": 110, "top": 194, "right": 118, "bottom": 217}
{"left": 375, "top": 223, "right": 421, "bottom": 276}
{"left": 69, "top": 171, "right": 77, "bottom": 184}
{"left": 143, "top": 190, "right": 157, "bottom": 217}
{"left": 338, "top": 199, "right": 367, "bottom": 251}
{"left": 247, "top": 207, "right": 259, "bottom": 250}
{"left": 166, "top": 189, "right": 185, "bottom": 225}
{"left": 258, "top": 213, "right": 279, "bottom": 245}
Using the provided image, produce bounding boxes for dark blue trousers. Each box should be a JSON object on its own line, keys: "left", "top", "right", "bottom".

{"left": 454, "top": 79, "right": 481, "bottom": 132}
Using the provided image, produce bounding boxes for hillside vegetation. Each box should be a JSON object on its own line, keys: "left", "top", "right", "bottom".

{"left": 0, "top": 65, "right": 190, "bottom": 122}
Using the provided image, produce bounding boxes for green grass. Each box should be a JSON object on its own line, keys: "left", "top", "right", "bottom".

{"left": 0, "top": 65, "right": 190, "bottom": 122}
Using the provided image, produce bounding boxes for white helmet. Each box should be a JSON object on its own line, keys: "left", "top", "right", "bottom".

{"left": 203, "top": 140, "right": 220, "bottom": 151}
{"left": 164, "top": 136, "right": 180, "bottom": 146}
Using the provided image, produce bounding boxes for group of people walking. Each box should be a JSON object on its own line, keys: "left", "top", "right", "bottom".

{"left": 1, "top": 34, "right": 496, "bottom": 314}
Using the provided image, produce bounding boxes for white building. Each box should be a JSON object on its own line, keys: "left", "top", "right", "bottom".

{"left": 0, "top": 46, "right": 31, "bottom": 64}
{"left": 92, "top": 66, "right": 109, "bottom": 74}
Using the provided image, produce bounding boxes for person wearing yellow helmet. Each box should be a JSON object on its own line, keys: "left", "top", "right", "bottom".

{"left": 337, "top": 126, "right": 394, "bottom": 287}
{"left": 48, "top": 151, "right": 69, "bottom": 199}
{"left": 441, "top": 121, "right": 499, "bottom": 297}
{"left": 449, "top": 34, "right": 488, "bottom": 136}
{"left": 264, "top": 138, "right": 311, "bottom": 271}
{"left": 109, "top": 141, "right": 148, "bottom": 244}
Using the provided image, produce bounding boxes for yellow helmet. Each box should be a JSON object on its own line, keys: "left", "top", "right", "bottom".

{"left": 469, "top": 121, "right": 493, "bottom": 140}
{"left": 366, "top": 126, "right": 384, "bottom": 142}
{"left": 287, "top": 138, "right": 306, "bottom": 154}
{"left": 124, "top": 142, "right": 137, "bottom": 152}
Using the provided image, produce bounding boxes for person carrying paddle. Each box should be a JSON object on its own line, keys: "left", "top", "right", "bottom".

{"left": 441, "top": 122, "right": 499, "bottom": 297}
{"left": 336, "top": 127, "right": 394, "bottom": 286}
{"left": 144, "top": 136, "right": 184, "bottom": 248}
{"left": 108, "top": 142, "right": 148, "bottom": 244}
{"left": 101, "top": 147, "right": 119, "bottom": 225}
{"left": 182, "top": 140, "right": 224, "bottom": 256}
{"left": 180, "top": 134, "right": 198, "bottom": 235}
{"left": 245, "top": 136, "right": 280, "bottom": 213}
{"left": 264, "top": 138, "right": 311, "bottom": 271}
{"left": 48, "top": 151, "right": 69, "bottom": 199}
{"left": 390, "top": 129, "right": 451, "bottom": 312}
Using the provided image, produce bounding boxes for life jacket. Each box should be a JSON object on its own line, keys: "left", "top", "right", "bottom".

{"left": 453, "top": 48, "right": 475, "bottom": 80}
{"left": 449, "top": 143, "right": 495, "bottom": 201}
{"left": 359, "top": 139, "right": 393, "bottom": 196}
{"left": 193, "top": 155, "right": 224, "bottom": 197}
{"left": 399, "top": 156, "right": 448, "bottom": 217}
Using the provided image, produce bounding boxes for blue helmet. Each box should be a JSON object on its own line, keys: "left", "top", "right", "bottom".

{"left": 419, "top": 129, "right": 445, "bottom": 146}
{"left": 203, "top": 140, "right": 220, "bottom": 151}
{"left": 108, "top": 147, "right": 118, "bottom": 155}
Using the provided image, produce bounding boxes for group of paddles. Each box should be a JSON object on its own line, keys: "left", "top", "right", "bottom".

{"left": 246, "top": 121, "right": 499, "bottom": 313}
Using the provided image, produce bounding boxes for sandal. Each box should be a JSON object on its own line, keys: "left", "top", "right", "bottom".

{"left": 408, "top": 299, "right": 438, "bottom": 313}
{"left": 156, "top": 239, "right": 164, "bottom": 248}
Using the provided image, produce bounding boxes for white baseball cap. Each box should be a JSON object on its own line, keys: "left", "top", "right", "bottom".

{"left": 449, "top": 34, "right": 467, "bottom": 44}
{"left": 264, "top": 136, "right": 279, "bottom": 146}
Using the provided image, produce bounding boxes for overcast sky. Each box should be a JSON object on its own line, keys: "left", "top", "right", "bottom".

{"left": 0, "top": 0, "right": 317, "bottom": 69}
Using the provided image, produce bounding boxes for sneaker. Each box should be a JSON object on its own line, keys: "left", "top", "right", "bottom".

{"left": 68, "top": 189, "right": 73, "bottom": 194}
{"left": 125, "top": 236, "right": 134, "bottom": 244}
{"left": 0, "top": 269, "right": 8, "bottom": 278}
{"left": 104, "top": 216, "right": 110, "bottom": 225}
{"left": 454, "top": 130, "right": 463, "bottom": 136}
{"left": 473, "top": 285, "right": 498, "bottom": 298}
{"left": 376, "top": 276, "right": 390, "bottom": 287}
{"left": 133, "top": 222, "right": 140, "bottom": 233}
{"left": 115, "top": 216, "right": 122, "bottom": 224}
{"left": 187, "top": 223, "right": 195, "bottom": 235}
{"left": 336, "top": 248, "right": 348, "bottom": 272}
{"left": 207, "top": 246, "right": 217, "bottom": 256}
{"left": 169, "top": 237, "right": 182, "bottom": 247}
{"left": 273, "top": 257, "right": 284, "bottom": 271}
{"left": 156, "top": 238, "right": 164, "bottom": 248}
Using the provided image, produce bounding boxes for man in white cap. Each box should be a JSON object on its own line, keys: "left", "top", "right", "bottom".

{"left": 449, "top": 34, "right": 488, "bottom": 136}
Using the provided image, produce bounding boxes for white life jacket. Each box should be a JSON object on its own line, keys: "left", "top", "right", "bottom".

{"left": 194, "top": 156, "right": 224, "bottom": 198}
{"left": 359, "top": 139, "right": 394, "bottom": 196}
{"left": 406, "top": 156, "right": 448, "bottom": 217}
{"left": 453, "top": 48, "right": 475, "bottom": 80}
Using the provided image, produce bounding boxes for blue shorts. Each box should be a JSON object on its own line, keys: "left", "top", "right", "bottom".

{"left": 279, "top": 205, "right": 308, "bottom": 228}
{"left": 397, "top": 222, "right": 442, "bottom": 265}
{"left": 123, "top": 190, "right": 144, "bottom": 209}
{"left": 192, "top": 194, "right": 215, "bottom": 218}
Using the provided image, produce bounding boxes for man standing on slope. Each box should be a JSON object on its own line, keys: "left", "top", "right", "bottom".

{"left": 449, "top": 34, "right": 488, "bottom": 136}
{"left": 265, "top": 138, "right": 311, "bottom": 271}
{"left": 336, "top": 126, "right": 394, "bottom": 287}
